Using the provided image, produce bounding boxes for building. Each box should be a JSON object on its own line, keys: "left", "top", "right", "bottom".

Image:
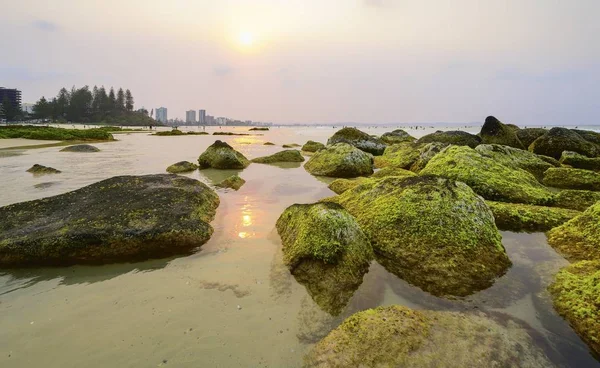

{"left": 216, "top": 117, "right": 228, "bottom": 125}
{"left": 22, "top": 103, "right": 35, "bottom": 114}
{"left": 186, "top": 110, "right": 196, "bottom": 124}
{"left": 155, "top": 107, "right": 168, "bottom": 123}
{"left": 198, "top": 109, "right": 206, "bottom": 125}
{"left": 0, "top": 87, "right": 22, "bottom": 111}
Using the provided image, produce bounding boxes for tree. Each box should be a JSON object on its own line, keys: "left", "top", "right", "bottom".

{"left": 33, "top": 96, "right": 52, "bottom": 119}
{"left": 54, "top": 88, "right": 70, "bottom": 120}
{"left": 108, "top": 87, "right": 116, "bottom": 112}
{"left": 125, "top": 89, "right": 134, "bottom": 111}
{"left": 116, "top": 88, "right": 125, "bottom": 110}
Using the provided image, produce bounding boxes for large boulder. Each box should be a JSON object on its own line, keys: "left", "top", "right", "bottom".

{"left": 26, "top": 164, "right": 61, "bottom": 174}
{"left": 304, "top": 143, "right": 373, "bottom": 178}
{"left": 420, "top": 146, "right": 554, "bottom": 205}
{"left": 475, "top": 144, "right": 558, "bottom": 180}
{"left": 572, "top": 129, "right": 600, "bottom": 146}
{"left": 327, "top": 177, "right": 372, "bottom": 195}
{"left": 543, "top": 167, "right": 600, "bottom": 191}
{"left": 548, "top": 261, "right": 600, "bottom": 357}
{"left": 486, "top": 201, "right": 580, "bottom": 232}
{"left": 479, "top": 116, "right": 525, "bottom": 149}
{"left": 373, "top": 142, "right": 421, "bottom": 169}
{"left": 327, "top": 176, "right": 511, "bottom": 297}
{"left": 547, "top": 201, "right": 600, "bottom": 262}
{"left": 408, "top": 142, "right": 449, "bottom": 172}
{"left": 198, "top": 140, "right": 250, "bottom": 169}
{"left": 276, "top": 202, "right": 374, "bottom": 315}
{"left": 529, "top": 127, "right": 600, "bottom": 159}
{"left": 0, "top": 175, "right": 220, "bottom": 266}
{"left": 380, "top": 129, "right": 415, "bottom": 144}
{"left": 327, "top": 127, "right": 386, "bottom": 155}
{"left": 302, "top": 140, "right": 325, "bottom": 152}
{"left": 551, "top": 189, "right": 600, "bottom": 211}
{"left": 371, "top": 167, "right": 417, "bottom": 179}
{"left": 166, "top": 160, "right": 198, "bottom": 173}
{"left": 416, "top": 130, "right": 480, "bottom": 148}
{"left": 251, "top": 150, "right": 305, "bottom": 164}
{"left": 516, "top": 128, "right": 548, "bottom": 148}
{"left": 304, "top": 305, "right": 554, "bottom": 368}
{"left": 60, "top": 144, "right": 101, "bottom": 152}
{"left": 559, "top": 151, "right": 600, "bottom": 171}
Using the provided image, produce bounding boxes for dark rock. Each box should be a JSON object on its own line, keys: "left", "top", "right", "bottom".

{"left": 416, "top": 130, "right": 480, "bottom": 148}
{"left": 26, "top": 164, "right": 61, "bottom": 174}
{"left": 479, "top": 116, "right": 525, "bottom": 149}
{"left": 529, "top": 127, "right": 600, "bottom": 159}
{"left": 60, "top": 144, "right": 101, "bottom": 152}
{"left": 327, "top": 128, "right": 386, "bottom": 155}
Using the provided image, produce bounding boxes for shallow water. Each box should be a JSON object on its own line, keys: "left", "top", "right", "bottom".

{"left": 0, "top": 126, "right": 598, "bottom": 367}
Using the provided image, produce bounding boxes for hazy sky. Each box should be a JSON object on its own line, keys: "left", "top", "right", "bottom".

{"left": 1, "top": 0, "right": 599, "bottom": 124}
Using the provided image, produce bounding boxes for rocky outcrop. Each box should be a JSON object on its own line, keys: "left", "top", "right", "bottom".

{"left": 479, "top": 116, "right": 525, "bottom": 149}
{"left": 198, "top": 140, "right": 250, "bottom": 169}
{"left": 302, "top": 141, "right": 326, "bottom": 152}
{"left": 327, "top": 177, "right": 373, "bottom": 195}
{"left": 543, "top": 167, "right": 600, "bottom": 191}
{"left": 59, "top": 144, "right": 101, "bottom": 152}
{"left": 166, "top": 161, "right": 199, "bottom": 173}
{"left": 380, "top": 129, "right": 415, "bottom": 144}
{"left": 26, "top": 164, "right": 61, "bottom": 174}
{"left": 551, "top": 189, "right": 600, "bottom": 211}
{"left": 486, "top": 201, "right": 580, "bottom": 232}
{"left": 547, "top": 201, "right": 600, "bottom": 262}
{"left": 327, "top": 127, "right": 386, "bottom": 156}
{"left": 251, "top": 150, "right": 305, "bottom": 164}
{"left": 371, "top": 167, "right": 417, "bottom": 179}
{"left": 215, "top": 174, "right": 245, "bottom": 190}
{"left": 373, "top": 142, "right": 422, "bottom": 169}
{"left": 304, "top": 143, "right": 373, "bottom": 178}
{"left": 416, "top": 130, "right": 480, "bottom": 148}
{"left": 475, "top": 144, "right": 558, "bottom": 180}
{"left": 559, "top": 151, "right": 600, "bottom": 171}
{"left": 529, "top": 127, "right": 600, "bottom": 159}
{"left": 516, "top": 128, "right": 548, "bottom": 148}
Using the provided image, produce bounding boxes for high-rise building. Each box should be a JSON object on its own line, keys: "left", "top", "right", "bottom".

{"left": 155, "top": 107, "right": 168, "bottom": 123}
{"left": 0, "top": 87, "right": 22, "bottom": 111}
{"left": 198, "top": 109, "right": 206, "bottom": 125}
{"left": 186, "top": 110, "right": 196, "bottom": 124}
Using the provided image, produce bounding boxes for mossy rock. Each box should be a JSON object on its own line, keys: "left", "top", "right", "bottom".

{"left": 251, "top": 150, "right": 305, "bottom": 164}
{"left": 486, "top": 201, "right": 580, "bottom": 232}
{"left": 416, "top": 130, "right": 481, "bottom": 148}
{"left": 547, "top": 201, "right": 600, "bottom": 262}
{"left": 409, "top": 142, "right": 449, "bottom": 172}
{"left": 559, "top": 151, "right": 600, "bottom": 171}
{"left": 543, "top": 167, "right": 600, "bottom": 191}
{"left": 302, "top": 140, "right": 326, "bottom": 152}
{"left": 380, "top": 129, "right": 415, "bottom": 144}
{"left": 263, "top": 142, "right": 276, "bottom": 146}
{"left": 304, "top": 143, "right": 373, "bottom": 178}
{"left": 26, "top": 164, "right": 61, "bottom": 174}
{"left": 572, "top": 129, "right": 600, "bottom": 146}
{"left": 304, "top": 305, "right": 554, "bottom": 368}
{"left": 529, "top": 127, "right": 600, "bottom": 159}
{"left": 373, "top": 142, "right": 422, "bottom": 169}
{"left": 551, "top": 189, "right": 600, "bottom": 211}
{"left": 548, "top": 261, "right": 600, "bottom": 357}
{"left": 249, "top": 127, "right": 269, "bottom": 131}
{"left": 479, "top": 116, "right": 525, "bottom": 149}
{"left": 327, "top": 176, "right": 511, "bottom": 297}
{"left": 475, "top": 144, "right": 558, "bottom": 181}
{"left": 216, "top": 174, "right": 245, "bottom": 190}
{"left": 516, "top": 128, "right": 548, "bottom": 148}
{"left": 327, "top": 177, "right": 373, "bottom": 195}
{"left": 153, "top": 129, "right": 185, "bottom": 136}
{"left": 371, "top": 167, "right": 417, "bottom": 179}
{"left": 60, "top": 144, "right": 101, "bottom": 152}
{"left": 327, "top": 127, "right": 386, "bottom": 156}
{"left": 420, "top": 145, "right": 554, "bottom": 205}
{"left": 198, "top": 140, "right": 250, "bottom": 169}
{"left": 282, "top": 143, "right": 301, "bottom": 148}
{"left": 213, "top": 132, "right": 250, "bottom": 136}
{"left": 506, "top": 123, "right": 520, "bottom": 131}
{"left": 166, "top": 161, "right": 199, "bottom": 173}
{"left": 276, "top": 202, "right": 374, "bottom": 315}
{"left": 0, "top": 174, "right": 219, "bottom": 267}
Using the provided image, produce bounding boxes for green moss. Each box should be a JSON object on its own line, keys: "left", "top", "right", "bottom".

{"left": 251, "top": 150, "right": 305, "bottom": 164}
{"left": 282, "top": 143, "right": 301, "bottom": 148}
{"left": 371, "top": 167, "right": 417, "bottom": 179}
{"left": 543, "top": 167, "right": 600, "bottom": 191}
{"left": 327, "top": 127, "right": 386, "bottom": 155}
{"left": 328, "top": 177, "right": 373, "bottom": 194}
{"left": 547, "top": 201, "right": 600, "bottom": 262}
{"left": 216, "top": 174, "right": 245, "bottom": 190}
{"left": 302, "top": 140, "right": 326, "bottom": 152}
{"left": 0, "top": 125, "right": 114, "bottom": 141}
{"left": 26, "top": 164, "right": 61, "bottom": 174}
{"left": 213, "top": 132, "right": 251, "bottom": 136}
{"left": 486, "top": 201, "right": 580, "bottom": 232}
{"left": 551, "top": 189, "right": 600, "bottom": 211}
{"left": 263, "top": 142, "right": 276, "bottom": 145}
{"left": 417, "top": 130, "right": 481, "bottom": 148}
{"left": 516, "top": 128, "right": 548, "bottom": 148}
{"left": 380, "top": 129, "right": 415, "bottom": 144}
{"left": 475, "top": 144, "right": 557, "bottom": 181}
{"left": 166, "top": 161, "right": 199, "bottom": 173}
{"left": 409, "top": 142, "right": 449, "bottom": 172}
{"left": 249, "top": 127, "right": 269, "bottom": 131}
{"left": 152, "top": 129, "right": 208, "bottom": 136}
{"left": 420, "top": 145, "right": 554, "bottom": 205}
{"left": 548, "top": 261, "right": 600, "bottom": 357}
{"left": 530, "top": 127, "right": 600, "bottom": 159}
{"left": 198, "top": 140, "right": 250, "bottom": 169}
{"left": 304, "top": 143, "right": 373, "bottom": 178}
{"left": 373, "top": 142, "right": 422, "bottom": 169}
{"left": 59, "top": 144, "right": 101, "bottom": 152}
{"left": 559, "top": 151, "right": 600, "bottom": 171}
{"left": 479, "top": 116, "right": 524, "bottom": 149}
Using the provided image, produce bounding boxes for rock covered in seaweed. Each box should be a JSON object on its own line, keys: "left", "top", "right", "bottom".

{"left": 327, "top": 177, "right": 372, "bottom": 195}
{"left": 304, "top": 143, "right": 373, "bottom": 178}
{"left": 216, "top": 174, "right": 246, "bottom": 190}
{"left": 371, "top": 167, "right": 417, "bottom": 179}
{"left": 60, "top": 144, "right": 101, "bottom": 152}
{"left": 380, "top": 129, "right": 415, "bottom": 144}
{"left": 251, "top": 150, "right": 305, "bottom": 164}
{"left": 559, "top": 151, "right": 600, "bottom": 171}
{"left": 543, "top": 167, "right": 600, "bottom": 191}
{"left": 551, "top": 189, "right": 600, "bottom": 211}
{"left": 166, "top": 161, "right": 199, "bottom": 173}
{"left": 409, "top": 142, "right": 449, "bottom": 172}
{"left": 479, "top": 116, "right": 525, "bottom": 149}
{"left": 529, "top": 127, "right": 600, "bottom": 159}
{"left": 475, "top": 144, "right": 558, "bottom": 180}
{"left": 486, "top": 201, "right": 580, "bottom": 232}
{"left": 327, "top": 127, "right": 386, "bottom": 156}
{"left": 416, "top": 130, "right": 480, "bottom": 148}
{"left": 547, "top": 201, "right": 600, "bottom": 262}
{"left": 373, "top": 142, "right": 421, "bottom": 169}
{"left": 0, "top": 174, "right": 220, "bottom": 266}
{"left": 302, "top": 141, "right": 326, "bottom": 152}
{"left": 26, "top": 164, "right": 61, "bottom": 174}
{"left": 198, "top": 140, "right": 250, "bottom": 169}
{"left": 516, "top": 128, "right": 548, "bottom": 148}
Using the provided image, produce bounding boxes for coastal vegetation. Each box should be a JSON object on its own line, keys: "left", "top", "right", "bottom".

{"left": 0, "top": 125, "right": 114, "bottom": 141}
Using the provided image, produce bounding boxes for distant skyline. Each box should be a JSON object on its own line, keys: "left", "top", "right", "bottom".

{"left": 1, "top": 0, "right": 599, "bottom": 125}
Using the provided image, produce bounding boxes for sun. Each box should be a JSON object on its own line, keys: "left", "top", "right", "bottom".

{"left": 239, "top": 32, "right": 254, "bottom": 46}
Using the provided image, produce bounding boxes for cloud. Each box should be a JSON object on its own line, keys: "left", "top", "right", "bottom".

{"left": 213, "top": 65, "right": 233, "bottom": 76}
{"left": 32, "top": 20, "right": 59, "bottom": 32}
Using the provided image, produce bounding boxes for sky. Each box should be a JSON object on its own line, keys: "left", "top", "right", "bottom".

{"left": 1, "top": 0, "right": 599, "bottom": 125}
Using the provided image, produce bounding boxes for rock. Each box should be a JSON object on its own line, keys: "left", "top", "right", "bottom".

{"left": 543, "top": 167, "right": 600, "bottom": 191}
{"left": 327, "top": 178, "right": 372, "bottom": 195}
{"left": 373, "top": 142, "right": 421, "bottom": 169}
{"left": 408, "top": 142, "right": 449, "bottom": 172}
{"left": 529, "top": 127, "right": 600, "bottom": 159}
{"left": 547, "top": 201, "right": 600, "bottom": 262}
{"left": 516, "top": 128, "right": 548, "bottom": 148}
{"left": 551, "top": 189, "right": 600, "bottom": 211}
{"left": 486, "top": 201, "right": 580, "bottom": 232}
{"left": 0, "top": 174, "right": 220, "bottom": 266}
{"left": 371, "top": 167, "right": 417, "bottom": 179}
{"left": 416, "top": 130, "right": 481, "bottom": 148}
{"left": 251, "top": 150, "right": 305, "bottom": 164}
{"left": 420, "top": 145, "right": 554, "bottom": 205}
{"left": 275, "top": 202, "right": 374, "bottom": 315}
{"left": 548, "top": 261, "right": 600, "bottom": 357}
{"left": 216, "top": 174, "right": 245, "bottom": 190}
{"left": 479, "top": 116, "right": 525, "bottom": 149}
{"left": 263, "top": 142, "right": 276, "bottom": 145}
{"left": 304, "top": 305, "right": 554, "bottom": 368}
{"left": 60, "top": 144, "right": 101, "bottom": 152}
{"left": 198, "top": 140, "right": 250, "bottom": 169}
{"left": 328, "top": 176, "right": 511, "bottom": 297}
{"left": 304, "top": 143, "right": 373, "bottom": 178}
{"left": 559, "top": 151, "right": 600, "bottom": 171}
{"left": 166, "top": 161, "right": 198, "bottom": 173}
{"left": 249, "top": 127, "right": 269, "bottom": 131}
{"left": 282, "top": 143, "right": 301, "bottom": 148}
{"left": 302, "top": 141, "right": 326, "bottom": 152}
{"left": 571, "top": 129, "right": 600, "bottom": 146}
{"left": 380, "top": 129, "right": 415, "bottom": 144}
{"left": 475, "top": 144, "right": 558, "bottom": 181}
{"left": 26, "top": 164, "right": 61, "bottom": 174}
{"left": 327, "top": 127, "right": 386, "bottom": 156}
{"left": 506, "top": 123, "right": 520, "bottom": 131}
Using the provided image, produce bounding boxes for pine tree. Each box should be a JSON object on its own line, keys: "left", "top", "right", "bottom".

{"left": 116, "top": 88, "right": 125, "bottom": 110}
{"left": 125, "top": 89, "right": 134, "bottom": 111}
{"left": 108, "top": 87, "right": 116, "bottom": 112}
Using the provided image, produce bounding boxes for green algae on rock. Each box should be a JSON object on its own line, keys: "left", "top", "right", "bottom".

{"left": 543, "top": 167, "right": 600, "bottom": 191}
{"left": 479, "top": 116, "right": 525, "bottom": 149}
{"left": 26, "top": 164, "right": 61, "bottom": 174}
{"left": 0, "top": 174, "right": 220, "bottom": 267}
{"left": 304, "top": 305, "right": 554, "bottom": 368}
{"left": 548, "top": 261, "right": 600, "bottom": 357}
{"left": 371, "top": 167, "right": 417, "bottom": 179}
{"left": 301, "top": 140, "right": 326, "bottom": 152}
{"left": 420, "top": 145, "right": 554, "bottom": 205}
{"left": 327, "top": 127, "right": 386, "bottom": 156}
{"left": 263, "top": 142, "right": 276, "bottom": 145}
{"left": 559, "top": 151, "right": 600, "bottom": 171}
{"left": 551, "top": 189, "right": 600, "bottom": 211}
{"left": 547, "top": 201, "right": 600, "bottom": 262}
{"left": 153, "top": 129, "right": 209, "bottom": 136}
{"left": 327, "top": 177, "right": 373, "bottom": 195}
{"left": 516, "top": 128, "right": 548, "bottom": 148}
{"left": 409, "top": 142, "right": 449, "bottom": 172}
{"left": 198, "top": 140, "right": 250, "bottom": 169}
{"left": 373, "top": 142, "right": 422, "bottom": 169}
{"left": 380, "top": 129, "right": 415, "bottom": 144}
{"left": 166, "top": 161, "right": 199, "bottom": 173}
{"left": 304, "top": 143, "right": 373, "bottom": 178}
{"left": 282, "top": 143, "right": 302, "bottom": 148}
{"left": 249, "top": 127, "right": 269, "bottom": 131}
{"left": 529, "top": 127, "right": 600, "bottom": 159}
{"left": 328, "top": 175, "right": 511, "bottom": 297}
{"left": 216, "top": 174, "right": 246, "bottom": 190}
{"left": 276, "top": 202, "right": 374, "bottom": 315}
{"left": 486, "top": 201, "right": 580, "bottom": 232}
{"left": 475, "top": 144, "right": 558, "bottom": 181}
{"left": 251, "top": 150, "right": 305, "bottom": 164}
{"left": 416, "top": 130, "right": 481, "bottom": 148}
{"left": 59, "top": 144, "right": 101, "bottom": 152}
